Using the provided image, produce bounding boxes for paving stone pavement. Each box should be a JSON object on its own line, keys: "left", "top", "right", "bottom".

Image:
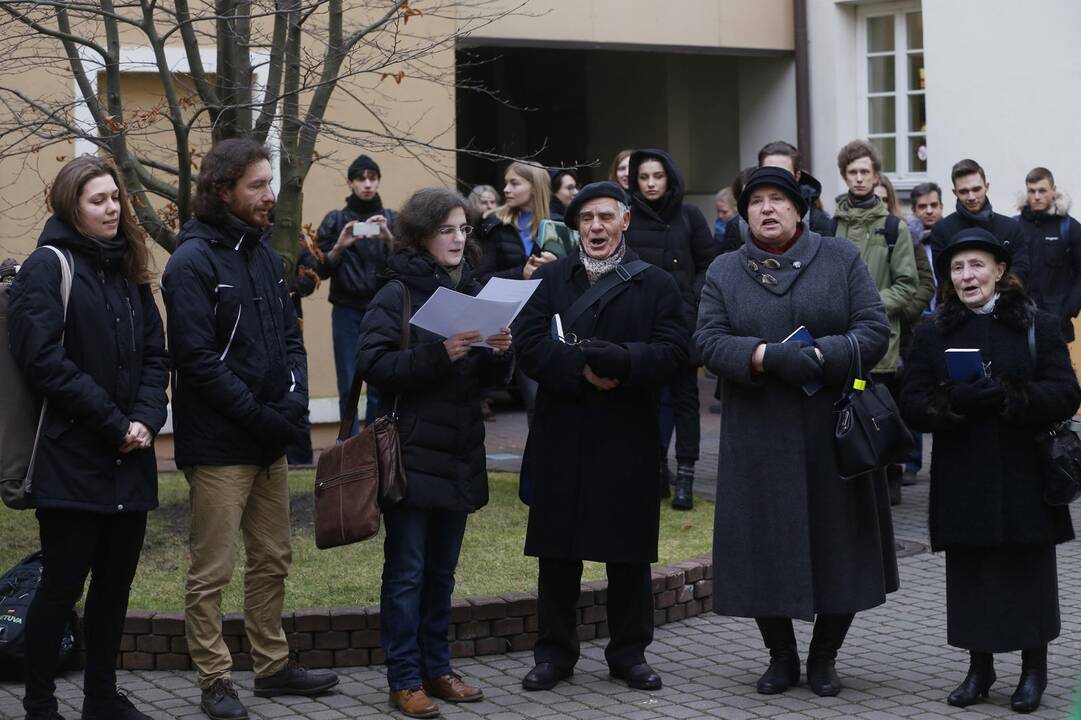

{"left": 4, "top": 390, "right": 1081, "bottom": 718}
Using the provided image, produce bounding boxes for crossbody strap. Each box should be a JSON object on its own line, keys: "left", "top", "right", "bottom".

{"left": 338, "top": 279, "right": 411, "bottom": 441}
{"left": 561, "top": 259, "right": 650, "bottom": 332}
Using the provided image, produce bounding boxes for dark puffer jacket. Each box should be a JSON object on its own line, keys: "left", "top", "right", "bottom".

{"left": 476, "top": 213, "right": 527, "bottom": 283}
{"left": 8, "top": 217, "right": 169, "bottom": 513}
{"left": 316, "top": 194, "right": 397, "bottom": 309}
{"left": 162, "top": 216, "right": 307, "bottom": 468}
{"left": 1017, "top": 196, "right": 1081, "bottom": 340}
{"left": 624, "top": 149, "right": 717, "bottom": 329}
{"left": 899, "top": 289, "right": 1079, "bottom": 551}
{"left": 356, "top": 251, "right": 510, "bottom": 512}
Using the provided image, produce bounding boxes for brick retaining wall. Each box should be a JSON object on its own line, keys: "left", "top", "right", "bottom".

{"left": 108, "top": 555, "right": 712, "bottom": 671}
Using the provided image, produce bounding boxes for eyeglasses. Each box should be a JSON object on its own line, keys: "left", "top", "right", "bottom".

{"left": 436, "top": 224, "right": 473, "bottom": 237}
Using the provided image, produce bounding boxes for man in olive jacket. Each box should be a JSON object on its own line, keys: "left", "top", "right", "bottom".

{"left": 832, "top": 140, "right": 918, "bottom": 505}
{"left": 514, "top": 182, "right": 688, "bottom": 693}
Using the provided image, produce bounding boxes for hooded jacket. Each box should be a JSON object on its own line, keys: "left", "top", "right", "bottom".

{"left": 162, "top": 216, "right": 308, "bottom": 468}
{"left": 356, "top": 251, "right": 510, "bottom": 512}
{"left": 316, "top": 194, "right": 396, "bottom": 310}
{"left": 832, "top": 194, "right": 919, "bottom": 374}
{"left": 624, "top": 149, "right": 717, "bottom": 328}
{"left": 8, "top": 217, "right": 169, "bottom": 512}
{"left": 1016, "top": 192, "right": 1081, "bottom": 340}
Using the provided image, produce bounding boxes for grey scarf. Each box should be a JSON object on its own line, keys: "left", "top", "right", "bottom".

{"left": 579, "top": 240, "right": 627, "bottom": 285}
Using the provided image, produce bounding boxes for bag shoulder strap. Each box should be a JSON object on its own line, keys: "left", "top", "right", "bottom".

{"left": 1061, "top": 216, "right": 1071, "bottom": 252}
{"left": 561, "top": 259, "right": 650, "bottom": 332}
{"left": 883, "top": 215, "right": 900, "bottom": 255}
{"left": 1028, "top": 320, "right": 1037, "bottom": 366}
{"left": 339, "top": 279, "right": 410, "bottom": 440}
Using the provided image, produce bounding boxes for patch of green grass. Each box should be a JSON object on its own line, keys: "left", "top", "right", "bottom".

{"left": 0, "top": 470, "right": 713, "bottom": 612}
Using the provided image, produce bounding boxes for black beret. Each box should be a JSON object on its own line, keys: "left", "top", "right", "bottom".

{"left": 936, "top": 227, "right": 1011, "bottom": 280}
{"left": 737, "top": 166, "right": 808, "bottom": 221}
{"left": 563, "top": 181, "right": 629, "bottom": 228}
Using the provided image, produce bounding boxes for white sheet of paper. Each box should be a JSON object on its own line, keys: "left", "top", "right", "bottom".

{"left": 409, "top": 286, "right": 520, "bottom": 348}
{"left": 475, "top": 278, "right": 542, "bottom": 321}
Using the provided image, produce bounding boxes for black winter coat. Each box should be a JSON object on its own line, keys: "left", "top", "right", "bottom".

{"left": 356, "top": 252, "right": 509, "bottom": 512}
{"left": 899, "top": 290, "right": 1079, "bottom": 551}
{"left": 162, "top": 216, "right": 308, "bottom": 468}
{"left": 476, "top": 213, "right": 528, "bottom": 283}
{"left": 930, "top": 202, "right": 1030, "bottom": 282}
{"left": 316, "top": 195, "right": 396, "bottom": 309}
{"left": 515, "top": 249, "right": 689, "bottom": 563}
{"left": 8, "top": 217, "right": 169, "bottom": 513}
{"left": 1017, "top": 203, "right": 1081, "bottom": 341}
{"left": 625, "top": 149, "right": 717, "bottom": 328}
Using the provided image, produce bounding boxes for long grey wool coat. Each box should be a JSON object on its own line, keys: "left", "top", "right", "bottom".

{"left": 695, "top": 230, "right": 899, "bottom": 620}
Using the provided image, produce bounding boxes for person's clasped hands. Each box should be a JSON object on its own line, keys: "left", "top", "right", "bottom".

{"left": 119, "top": 421, "right": 153, "bottom": 454}
{"left": 948, "top": 376, "right": 1005, "bottom": 414}
{"left": 762, "top": 341, "right": 823, "bottom": 388}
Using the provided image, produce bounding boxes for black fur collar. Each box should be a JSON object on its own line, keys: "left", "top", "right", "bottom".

{"left": 935, "top": 287, "right": 1034, "bottom": 334}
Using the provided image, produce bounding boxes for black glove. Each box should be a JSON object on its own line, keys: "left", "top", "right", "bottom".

{"left": 268, "top": 394, "right": 307, "bottom": 425}
{"left": 582, "top": 339, "right": 631, "bottom": 380}
{"left": 762, "top": 342, "right": 823, "bottom": 388}
{"left": 948, "top": 377, "right": 1005, "bottom": 414}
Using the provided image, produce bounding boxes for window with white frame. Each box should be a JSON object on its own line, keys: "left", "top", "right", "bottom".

{"left": 858, "top": 3, "right": 926, "bottom": 181}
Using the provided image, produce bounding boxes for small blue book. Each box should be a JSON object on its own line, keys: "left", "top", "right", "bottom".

{"left": 783, "top": 325, "right": 821, "bottom": 396}
{"left": 945, "top": 348, "right": 987, "bottom": 382}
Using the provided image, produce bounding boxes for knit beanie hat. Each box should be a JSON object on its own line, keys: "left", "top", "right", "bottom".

{"left": 348, "top": 154, "right": 381, "bottom": 180}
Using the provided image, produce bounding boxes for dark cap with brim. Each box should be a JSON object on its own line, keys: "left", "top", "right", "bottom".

{"left": 737, "top": 166, "right": 808, "bottom": 221}
{"left": 563, "top": 181, "right": 629, "bottom": 228}
{"left": 935, "top": 227, "right": 1011, "bottom": 281}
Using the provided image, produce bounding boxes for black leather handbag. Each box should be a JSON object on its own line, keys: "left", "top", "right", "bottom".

{"left": 833, "top": 333, "right": 914, "bottom": 480}
{"left": 1035, "top": 419, "right": 1081, "bottom": 506}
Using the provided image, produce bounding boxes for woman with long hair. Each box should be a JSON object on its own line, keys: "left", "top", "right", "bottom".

{"left": 608, "top": 149, "right": 633, "bottom": 190}
{"left": 357, "top": 188, "right": 512, "bottom": 719}
{"left": 9, "top": 155, "right": 169, "bottom": 720}
{"left": 476, "top": 162, "right": 558, "bottom": 282}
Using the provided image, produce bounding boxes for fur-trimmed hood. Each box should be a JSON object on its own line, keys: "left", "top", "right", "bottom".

{"left": 935, "top": 286, "right": 1035, "bottom": 335}
{"left": 1016, "top": 189, "right": 1072, "bottom": 217}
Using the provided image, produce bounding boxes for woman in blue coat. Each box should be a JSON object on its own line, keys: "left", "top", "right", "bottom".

{"left": 9, "top": 156, "right": 169, "bottom": 720}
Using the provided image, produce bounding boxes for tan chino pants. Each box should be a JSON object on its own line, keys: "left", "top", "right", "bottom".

{"left": 184, "top": 457, "right": 292, "bottom": 688}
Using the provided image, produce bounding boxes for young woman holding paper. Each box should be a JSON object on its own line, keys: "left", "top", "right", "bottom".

{"left": 899, "top": 227, "right": 1080, "bottom": 713}
{"left": 355, "top": 188, "right": 512, "bottom": 719}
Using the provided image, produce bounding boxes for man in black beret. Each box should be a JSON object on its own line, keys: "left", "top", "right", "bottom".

{"left": 315, "top": 154, "right": 397, "bottom": 434}
{"left": 513, "top": 181, "right": 690, "bottom": 693}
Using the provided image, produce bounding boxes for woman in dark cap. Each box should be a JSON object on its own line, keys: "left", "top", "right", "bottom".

{"left": 695, "top": 166, "right": 897, "bottom": 698}
{"left": 624, "top": 148, "right": 717, "bottom": 508}
{"left": 899, "top": 228, "right": 1079, "bottom": 713}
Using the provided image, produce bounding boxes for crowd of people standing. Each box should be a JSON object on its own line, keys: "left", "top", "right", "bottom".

{"left": 5, "top": 131, "right": 1080, "bottom": 720}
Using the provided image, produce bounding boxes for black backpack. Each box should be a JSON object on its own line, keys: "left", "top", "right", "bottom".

{"left": 831, "top": 214, "right": 902, "bottom": 260}
{"left": 0, "top": 551, "right": 77, "bottom": 678}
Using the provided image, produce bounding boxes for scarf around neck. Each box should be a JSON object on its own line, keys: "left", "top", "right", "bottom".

{"left": 846, "top": 192, "right": 878, "bottom": 210}
{"left": 971, "top": 292, "right": 1000, "bottom": 315}
{"left": 955, "top": 199, "right": 994, "bottom": 229}
{"left": 346, "top": 192, "right": 384, "bottom": 217}
{"left": 580, "top": 239, "right": 627, "bottom": 285}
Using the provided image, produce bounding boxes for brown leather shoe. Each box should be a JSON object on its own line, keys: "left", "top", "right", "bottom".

{"left": 388, "top": 687, "right": 439, "bottom": 718}
{"left": 422, "top": 672, "right": 484, "bottom": 702}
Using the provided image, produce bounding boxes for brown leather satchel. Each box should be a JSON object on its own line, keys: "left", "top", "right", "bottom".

{"left": 313, "top": 281, "right": 410, "bottom": 549}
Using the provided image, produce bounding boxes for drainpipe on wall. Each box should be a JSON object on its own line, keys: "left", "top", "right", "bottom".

{"left": 794, "top": 0, "right": 811, "bottom": 160}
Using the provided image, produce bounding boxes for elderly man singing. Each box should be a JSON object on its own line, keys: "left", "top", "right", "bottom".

{"left": 512, "top": 182, "right": 689, "bottom": 692}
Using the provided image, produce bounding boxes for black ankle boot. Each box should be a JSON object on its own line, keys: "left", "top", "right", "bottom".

{"left": 659, "top": 461, "right": 672, "bottom": 499}
{"left": 1011, "top": 646, "right": 1047, "bottom": 713}
{"left": 806, "top": 613, "right": 854, "bottom": 697}
{"left": 671, "top": 462, "right": 694, "bottom": 510}
{"left": 947, "top": 651, "right": 995, "bottom": 707}
{"left": 754, "top": 617, "right": 799, "bottom": 694}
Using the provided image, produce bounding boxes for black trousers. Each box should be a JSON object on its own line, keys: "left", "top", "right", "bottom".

{"left": 534, "top": 557, "right": 653, "bottom": 672}
{"left": 23, "top": 509, "right": 146, "bottom": 714}
{"left": 659, "top": 363, "right": 701, "bottom": 462}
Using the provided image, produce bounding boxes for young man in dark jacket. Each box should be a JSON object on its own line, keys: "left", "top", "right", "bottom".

{"left": 624, "top": 148, "right": 715, "bottom": 509}
{"left": 162, "top": 139, "right": 337, "bottom": 720}
{"left": 316, "top": 154, "right": 396, "bottom": 430}
{"left": 930, "top": 158, "right": 1030, "bottom": 282}
{"left": 1016, "top": 166, "right": 1081, "bottom": 341}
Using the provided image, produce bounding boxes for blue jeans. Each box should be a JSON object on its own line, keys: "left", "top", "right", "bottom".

{"left": 905, "top": 431, "right": 924, "bottom": 473}
{"left": 331, "top": 304, "right": 380, "bottom": 434}
{"left": 380, "top": 505, "right": 469, "bottom": 691}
